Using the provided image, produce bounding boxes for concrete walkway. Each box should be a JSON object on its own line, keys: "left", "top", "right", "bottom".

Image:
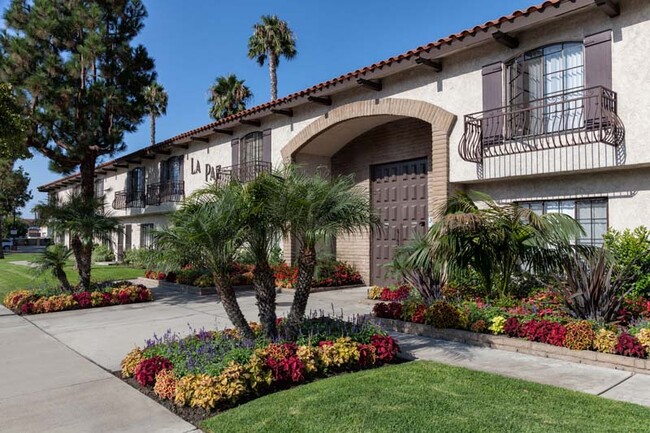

{"left": 0, "top": 305, "right": 198, "bottom": 433}
{"left": 392, "top": 331, "right": 650, "bottom": 407}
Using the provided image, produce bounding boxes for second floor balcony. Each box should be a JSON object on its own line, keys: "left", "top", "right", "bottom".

{"left": 214, "top": 160, "right": 272, "bottom": 187}
{"left": 458, "top": 86, "right": 625, "bottom": 164}
{"left": 146, "top": 181, "right": 185, "bottom": 206}
{"left": 112, "top": 190, "right": 145, "bottom": 210}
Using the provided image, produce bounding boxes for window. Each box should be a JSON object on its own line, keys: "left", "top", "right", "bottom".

{"left": 240, "top": 131, "right": 263, "bottom": 166}
{"left": 506, "top": 42, "right": 584, "bottom": 134}
{"left": 519, "top": 198, "right": 607, "bottom": 246}
{"left": 161, "top": 156, "right": 183, "bottom": 184}
{"left": 128, "top": 167, "right": 145, "bottom": 193}
{"left": 94, "top": 178, "right": 104, "bottom": 199}
{"left": 140, "top": 223, "right": 155, "bottom": 249}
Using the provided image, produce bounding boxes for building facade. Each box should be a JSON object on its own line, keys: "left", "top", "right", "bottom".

{"left": 39, "top": 0, "right": 650, "bottom": 286}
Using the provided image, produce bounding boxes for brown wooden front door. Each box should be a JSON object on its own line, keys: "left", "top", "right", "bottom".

{"left": 371, "top": 158, "right": 428, "bottom": 287}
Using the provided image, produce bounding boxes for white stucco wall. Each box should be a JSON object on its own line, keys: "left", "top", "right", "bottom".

{"left": 48, "top": 0, "right": 650, "bottom": 241}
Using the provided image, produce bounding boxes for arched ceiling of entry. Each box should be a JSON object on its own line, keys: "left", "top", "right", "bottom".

{"left": 297, "top": 115, "right": 405, "bottom": 157}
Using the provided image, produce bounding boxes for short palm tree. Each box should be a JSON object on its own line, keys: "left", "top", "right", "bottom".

{"left": 274, "top": 167, "right": 379, "bottom": 327}
{"left": 34, "top": 193, "right": 119, "bottom": 291}
{"left": 155, "top": 184, "right": 255, "bottom": 340}
{"left": 34, "top": 244, "right": 73, "bottom": 291}
{"left": 233, "top": 173, "right": 285, "bottom": 339}
{"left": 143, "top": 82, "right": 169, "bottom": 146}
{"left": 208, "top": 74, "right": 252, "bottom": 120}
{"left": 430, "top": 190, "right": 585, "bottom": 297}
{"left": 247, "top": 15, "right": 297, "bottom": 101}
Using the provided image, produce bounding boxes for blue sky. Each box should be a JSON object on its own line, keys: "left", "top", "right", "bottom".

{"left": 3, "top": 0, "right": 536, "bottom": 215}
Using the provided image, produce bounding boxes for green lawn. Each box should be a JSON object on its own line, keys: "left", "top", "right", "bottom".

{"left": 0, "top": 252, "right": 143, "bottom": 299}
{"left": 202, "top": 361, "right": 650, "bottom": 433}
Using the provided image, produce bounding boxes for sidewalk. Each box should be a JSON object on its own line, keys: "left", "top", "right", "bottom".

{"left": 392, "top": 330, "right": 650, "bottom": 407}
{"left": 0, "top": 305, "right": 198, "bottom": 433}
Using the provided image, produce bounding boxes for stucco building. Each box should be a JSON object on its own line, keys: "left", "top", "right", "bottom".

{"left": 39, "top": 0, "right": 650, "bottom": 286}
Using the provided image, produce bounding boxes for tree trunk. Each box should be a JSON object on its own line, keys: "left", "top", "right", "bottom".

{"left": 213, "top": 272, "right": 254, "bottom": 340}
{"left": 54, "top": 267, "right": 71, "bottom": 292}
{"left": 287, "top": 245, "right": 317, "bottom": 327}
{"left": 0, "top": 215, "right": 4, "bottom": 259}
{"left": 77, "top": 153, "right": 97, "bottom": 291}
{"left": 150, "top": 112, "right": 156, "bottom": 146}
{"left": 269, "top": 53, "right": 278, "bottom": 101}
{"left": 70, "top": 234, "right": 83, "bottom": 285}
{"left": 253, "top": 260, "right": 278, "bottom": 339}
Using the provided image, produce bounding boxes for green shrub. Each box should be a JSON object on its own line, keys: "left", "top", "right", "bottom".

{"left": 123, "top": 248, "right": 158, "bottom": 269}
{"left": 92, "top": 243, "right": 115, "bottom": 262}
{"left": 604, "top": 226, "right": 650, "bottom": 297}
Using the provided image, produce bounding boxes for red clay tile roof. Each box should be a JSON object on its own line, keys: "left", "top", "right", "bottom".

{"left": 39, "top": 0, "right": 578, "bottom": 191}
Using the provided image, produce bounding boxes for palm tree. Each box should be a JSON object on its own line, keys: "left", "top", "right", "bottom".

{"left": 234, "top": 173, "right": 286, "bottom": 339}
{"left": 34, "top": 193, "right": 119, "bottom": 291}
{"left": 33, "top": 244, "right": 72, "bottom": 291}
{"left": 429, "top": 190, "right": 585, "bottom": 297}
{"left": 208, "top": 74, "right": 252, "bottom": 120}
{"left": 273, "top": 167, "right": 379, "bottom": 327}
{"left": 143, "top": 82, "right": 169, "bottom": 146}
{"left": 155, "top": 183, "right": 255, "bottom": 340}
{"left": 247, "top": 15, "right": 297, "bottom": 101}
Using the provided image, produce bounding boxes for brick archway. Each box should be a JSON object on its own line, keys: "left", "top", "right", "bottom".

{"left": 281, "top": 97, "right": 457, "bottom": 213}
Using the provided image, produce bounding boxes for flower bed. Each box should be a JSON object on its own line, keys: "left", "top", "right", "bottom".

{"left": 372, "top": 290, "right": 650, "bottom": 360}
{"left": 119, "top": 317, "right": 399, "bottom": 422}
{"left": 3, "top": 282, "right": 153, "bottom": 315}
{"left": 146, "top": 263, "right": 254, "bottom": 287}
{"left": 274, "top": 261, "right": 363, "bottom": 289}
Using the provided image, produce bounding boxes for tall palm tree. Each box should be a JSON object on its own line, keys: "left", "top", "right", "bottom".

{"left": 429, "top": 190, "right": 586, "bottom": 297}
{"left": 34, "top": 193, "right": 119, "bottom": 291}
{"left": 155, "top": 184, "right": 255, "bottom": 340}
{"left": 143, "top": 82, "right": 169, "bottom": 146}
{"left": 207, "top": 74, "right": 252, "bottom": 120}
{"left": 33, "top": 244, "right": 73, "bottom": 291}
{"left": 247, "top": 15, "right": 297, "bottom": 101}
{"left": 272, "top": 167, "right": 379, "bottom": 327}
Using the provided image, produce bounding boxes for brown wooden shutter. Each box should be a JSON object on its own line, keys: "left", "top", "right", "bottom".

{"left": 262, "top": 129, "right": 272, "bottom": 165}
{"left": 584, "top": 30, "right": 612, "bottom": 89}
{"left": 482, "top": 62, "right": 504, "bottom": 144}
{"left": 231, "top": 138, "right": 240, "bottom": 166}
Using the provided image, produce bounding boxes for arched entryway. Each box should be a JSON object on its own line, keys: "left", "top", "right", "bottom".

{"left": 282, "top": 98, "right": 456, "bottom": 286}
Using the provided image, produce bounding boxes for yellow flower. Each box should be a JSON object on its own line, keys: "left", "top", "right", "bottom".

{"left": 120, "top": 347, "right": 144, "bottom": 378}
{"left": 594, "top": 328, "right": 618, "bottom": 354}
{"left": 489, "top": 316, "right": 506, "bottom": 335}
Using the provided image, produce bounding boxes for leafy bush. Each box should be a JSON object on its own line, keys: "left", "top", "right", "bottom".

{"left": 594, "top": 328, "right": 618, "bottom": 354}
{"left": 503, "top": 317, "right": 521, "bottom": 337}
{"left": 471, "top": 320, "right": 487, "bottom": 333}
{"left": 367, "top": 286, "right": 383, "bottom": 300}
{"left": 153, "top": 369, "right": 178, "bottom": 400}
{"left": 636, "top": 328, "right": 650, "bottom": 353}
{"left": 424, "top": 301, "right": 461, "bottom": 329}
{"left": 121, "top": 347, "right": 144, "bottom": 378}
{"left": 135, "top": 356, "right": 173, "bottom": 386}
{"left": 564, "top": 321, "right": 594, "bottom": 351}
{"left": 380, "top": 285, "right": 410, "bottom": 302}
{"left": 372, "top": 302, "right": 402, "bottom": 320}
{"left": 519, "top": 320, "right": 566, "bottom": 347}
{"left": 489, "top": 316, "right": 507, "bottom": 335}
{"left": 616, "top": 333, "right": 646, "bottom": 358}
{"left": 92, "top": 243, "right": 114, "bottom": 262}
{"left": 604, "top": 226, "right": 650, "bottom": 297}
{"left": 123, "top": 248, "right": 159, "bottom": 268}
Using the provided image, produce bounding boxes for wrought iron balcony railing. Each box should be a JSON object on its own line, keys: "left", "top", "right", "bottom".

{"left": 214, "top": 160, "right": 271, "bottom": 187}
{"left": 112, "top": 190, "right": 145, "bottom": 210}
{"left": 458, "top": 86, "right": 625, "bottom": 163}
{"left": 146, "top": 181, "right": 185, "bottom": 206}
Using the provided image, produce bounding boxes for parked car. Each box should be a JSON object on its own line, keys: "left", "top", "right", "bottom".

{"left": 2, "top": 239, "right": 13, "bottom": 250}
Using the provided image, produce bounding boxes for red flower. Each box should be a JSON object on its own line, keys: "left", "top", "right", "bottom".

{"left": 73, "top": 292, "right": 92, "bottom": 309}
